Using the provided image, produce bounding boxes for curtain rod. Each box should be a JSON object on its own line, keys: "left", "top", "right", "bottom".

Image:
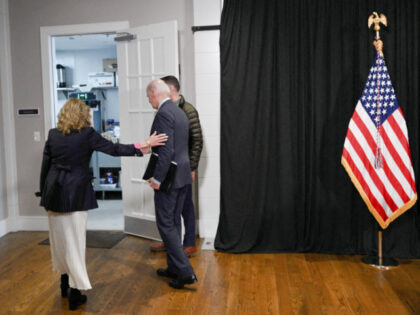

{"left": 191, "top": 25, "right": 221, "bottom": 33}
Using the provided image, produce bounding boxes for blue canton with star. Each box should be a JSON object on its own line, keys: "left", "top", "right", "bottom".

{"left": 360, "top": 54, "right": 399, "bottom": 126}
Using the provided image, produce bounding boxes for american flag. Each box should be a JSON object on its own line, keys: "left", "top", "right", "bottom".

{"left": 342, "top": 52, "right": 417, "bottom": 229}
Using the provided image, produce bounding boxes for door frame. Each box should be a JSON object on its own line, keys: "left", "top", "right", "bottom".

{"left": 40, "top": 21, "right": 129, "bottom": 137}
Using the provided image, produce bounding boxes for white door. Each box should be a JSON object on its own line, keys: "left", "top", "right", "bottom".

{"left": 116, "top": 21, "right": 179, "bottom": 239}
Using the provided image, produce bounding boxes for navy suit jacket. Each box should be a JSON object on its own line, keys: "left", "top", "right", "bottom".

{"left": 150, "top": 99, "right": 192, "bottom": 189}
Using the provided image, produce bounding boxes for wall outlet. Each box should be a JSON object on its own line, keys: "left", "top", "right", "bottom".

{"left": 34, "top": 131, "right": 41, "bottom": 142}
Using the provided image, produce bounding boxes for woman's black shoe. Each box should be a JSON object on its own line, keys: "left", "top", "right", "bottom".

{"left": 60, "top": 274, "right": 69, "bottom": 297}
{"left": 69, "top": 288, "right": 87, "bottom": 310}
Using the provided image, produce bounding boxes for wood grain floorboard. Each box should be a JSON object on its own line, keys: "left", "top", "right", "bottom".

{"left": 1, "top": 232, "right": 420, "bottom": 314}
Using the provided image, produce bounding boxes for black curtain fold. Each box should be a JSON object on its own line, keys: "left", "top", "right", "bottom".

{"left": 216, "top": 0, "right": 420, "bottom": 257}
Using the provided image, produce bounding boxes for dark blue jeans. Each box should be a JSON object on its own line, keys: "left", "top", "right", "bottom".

{"left": 182, "top": 184, "right": 196, "bottom": 246}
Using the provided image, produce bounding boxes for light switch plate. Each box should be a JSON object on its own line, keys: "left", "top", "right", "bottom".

{"left": 34, "top": 131, "right": 41, "bottom": 142}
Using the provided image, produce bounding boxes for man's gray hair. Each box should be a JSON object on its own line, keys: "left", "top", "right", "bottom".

{"left": 147, "top": 79, "right": 170, "bottom": 96}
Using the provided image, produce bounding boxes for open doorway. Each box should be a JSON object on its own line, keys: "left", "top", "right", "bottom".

{"left": 52, "top": 33, "right": 123, "bottom": 231}
{"left": 41, "top": 20, "right": 179, "bottom": 239}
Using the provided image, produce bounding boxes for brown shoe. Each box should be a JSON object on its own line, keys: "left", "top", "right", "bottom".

{"left": 184, "top": 246, "right": 198, "bottom": 257}
{"left": 150, "top": 242, "right": 166, "bottom": 252}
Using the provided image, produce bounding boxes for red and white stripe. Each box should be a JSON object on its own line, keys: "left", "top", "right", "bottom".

{"left": 342, "top": 101, "right": 417, "bottom": 228}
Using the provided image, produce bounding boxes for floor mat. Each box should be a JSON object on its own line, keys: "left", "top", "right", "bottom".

{"left": 39, "top": 231, "right": 126, "bottom": 249}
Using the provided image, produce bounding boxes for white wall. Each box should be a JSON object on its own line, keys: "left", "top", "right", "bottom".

{"left": 56, "top": 47, "right": 117, "bottom": 87}
{"left": 0, "top": 74, "right": 6, "bottom": 222}
{"left": 0, "top": 0, "right": 19, "bottom": 236}
{"left": 0, "top": 2, "right": 5, "bottom": 228}
{"left": 193, "top": 0, "right": 222, "bottom": 238}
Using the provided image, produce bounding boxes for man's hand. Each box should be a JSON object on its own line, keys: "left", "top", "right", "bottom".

{"left": 147, "top": 178, "right": 160, "bottom": 190}
{"left": 191, "top": 171, "right": 196, "bottom": 182}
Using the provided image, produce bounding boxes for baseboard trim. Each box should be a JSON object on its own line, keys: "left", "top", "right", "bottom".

{"left": 198, "top": 218, "right": 219, "bottom": 239}
{"left": 18, "top": 215, "right": 49, "bottom": 231}
{"left": 2, "top": 216, "right": 220, "bottom": 237}
{"left": 0, "top": 217, "right": 9, "bottom": 238}
{"left": 201, "top": 238, "right": 215, "bottom": 250}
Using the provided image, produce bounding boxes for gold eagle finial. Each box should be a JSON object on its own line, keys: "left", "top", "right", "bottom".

{"left": 368, "top": 12, "right": 387, "bottom": 57}
{"left": 368, "top": 12, "right": 387, "bottom": 32}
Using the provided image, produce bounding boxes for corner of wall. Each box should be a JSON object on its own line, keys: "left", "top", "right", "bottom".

{"left": 0, "top": 217, "right": 9, "bottom": 237}
{"left": 0, "top": 0, "right": 20, "bottom": 235}
{"left": 193, "top": 0, "right": 222, "bottom": 240}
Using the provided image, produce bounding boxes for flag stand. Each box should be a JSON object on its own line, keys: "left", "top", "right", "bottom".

{"left": 362, "top": 227, "right": 398, "bottom": 268}
{"left": 359, "top": 12, "right": 398, "bottom": 269}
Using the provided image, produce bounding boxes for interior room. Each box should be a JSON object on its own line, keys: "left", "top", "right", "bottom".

{"left": 1, "top": 0, "right": 420, "bottom": 314}
{"left": 53, "top": 33, "right": 124, "bottom": 230}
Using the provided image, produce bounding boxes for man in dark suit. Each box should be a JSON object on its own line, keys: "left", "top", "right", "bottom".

{"left": 145, "top": 79, "right": 197, "bottom": 289}
{"left": 150, "top": 75, "right": 203, "bottom": 257}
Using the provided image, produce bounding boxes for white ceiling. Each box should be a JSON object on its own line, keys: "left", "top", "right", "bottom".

{"left": 54, "top": 33, "right": 116, "bottom": 51}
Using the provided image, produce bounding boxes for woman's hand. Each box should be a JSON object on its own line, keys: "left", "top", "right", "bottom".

{"left": 139, "top": 146, "right": 151, "bottom": 155}
{"left": 134, "top": 131, "right": 168, "bottom": 155}
{"left": 134, "top": 141, "right": 150, "bottom": 154}
{"left": 148, "top": 131, "right": 168, "bottom": 147}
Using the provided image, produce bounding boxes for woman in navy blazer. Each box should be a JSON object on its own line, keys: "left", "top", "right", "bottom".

{"left": 38, "top": 98, "right": 167, "bottom": 310}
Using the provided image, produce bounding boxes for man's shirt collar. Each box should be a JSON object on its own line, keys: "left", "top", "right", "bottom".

{"left": 158, "top": 97, "right": 171, "bottom": 110}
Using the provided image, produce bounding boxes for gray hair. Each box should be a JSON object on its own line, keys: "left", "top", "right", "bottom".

{"left": 147, "top": 79, "right": 170, "bottom": 96}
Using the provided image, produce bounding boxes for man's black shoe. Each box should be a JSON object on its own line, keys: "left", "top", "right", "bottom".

{"left": 169, "top": 275, "right": 198, "bottom": 289}
{"left": 157, "top": 268, "right": 178, "bottom": 279}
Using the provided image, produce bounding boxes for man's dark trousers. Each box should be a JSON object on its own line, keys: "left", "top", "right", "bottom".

{"left": 154, "top": 186, "right": 194, "bottom": 278}
{"left": 182, "top": 184, "right": 196, "bottom": 247}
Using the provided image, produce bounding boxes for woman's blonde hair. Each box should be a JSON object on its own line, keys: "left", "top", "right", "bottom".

{"left": 57, "top": 98, "right": 91, "bottom": 135}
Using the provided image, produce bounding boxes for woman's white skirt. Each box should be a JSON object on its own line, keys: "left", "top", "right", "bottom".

{"left": 48, "top": 210, "right": 92, "bottom": 290}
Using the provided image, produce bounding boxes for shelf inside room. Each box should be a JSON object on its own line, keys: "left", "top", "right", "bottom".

{"left": 57, "top": 87, "right": 76, "bottom": 98}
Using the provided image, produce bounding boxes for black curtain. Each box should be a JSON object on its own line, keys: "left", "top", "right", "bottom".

{"left": 215, "top": 0, "right": 420, "bottom": 257}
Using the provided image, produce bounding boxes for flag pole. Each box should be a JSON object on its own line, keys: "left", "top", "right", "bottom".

{"left": 378, "top": 229, "right": 382, "bottom": 266}
{"left": 362, "top": 225, "right": 398, "bottom": 268}
{"left": 361, "top": 12, "right": 398, "bottom": 269}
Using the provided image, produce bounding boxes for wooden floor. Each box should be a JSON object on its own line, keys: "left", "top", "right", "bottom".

{"left": 1, "top": 232, "right": 420, "bottom": 314}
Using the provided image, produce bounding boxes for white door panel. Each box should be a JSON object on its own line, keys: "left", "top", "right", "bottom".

{"left": 117, "top": 20, "right": 179, "bottom": 239}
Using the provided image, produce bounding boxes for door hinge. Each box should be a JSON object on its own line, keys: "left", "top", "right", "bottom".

{"left": 114, "top": 32, "right": 136, "bottom": 42}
